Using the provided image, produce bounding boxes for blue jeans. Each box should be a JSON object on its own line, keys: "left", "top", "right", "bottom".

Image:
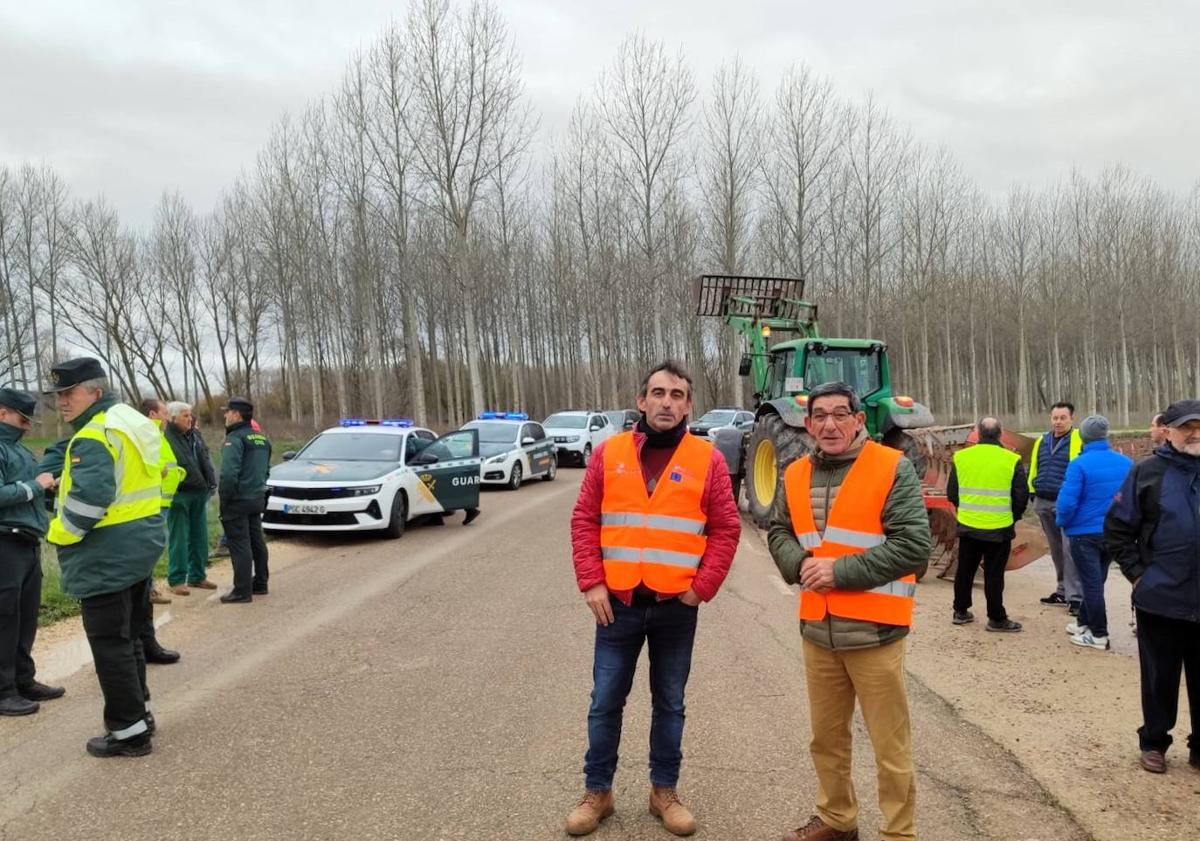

{"left": 1071, "top": 533, "right": 1111, "bottom": 637}
{"left": 584, "top": 594, "right": 699, "bottom": 790}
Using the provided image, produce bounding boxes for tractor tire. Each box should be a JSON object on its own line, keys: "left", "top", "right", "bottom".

{"left": 882, "top": 428, "right": 929, "bottom": 482}
{"left": 745, "top": 413, "right": 814, "bottom": 529}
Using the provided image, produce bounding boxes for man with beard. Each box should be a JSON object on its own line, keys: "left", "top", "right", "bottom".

{"left": 1106, "top": 399, "right": 1200, "bottom": 774}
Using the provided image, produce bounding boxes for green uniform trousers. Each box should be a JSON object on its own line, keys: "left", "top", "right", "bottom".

{"left": 166, "top": 490, "right": 210, "bottom": 586}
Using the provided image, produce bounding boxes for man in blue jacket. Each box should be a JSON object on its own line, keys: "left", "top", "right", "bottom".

{"left": 1105, "top": 399, "right": 1200, "bottom": 774}
{"left": 1056, "top": 415, "right": 1132, "bottom": 651}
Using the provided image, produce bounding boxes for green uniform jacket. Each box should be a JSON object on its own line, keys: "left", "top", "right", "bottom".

{"left": 0, "top": 422, "right": 49, "bottom": 540}
{"left": 39, "top": 395, "right": 165, "bottom": 599}
{"left": 219, "top": 421, "right": 271, "bottom": 504}
{"left": 768, "top": 430, "right": 933, "bottom": 650}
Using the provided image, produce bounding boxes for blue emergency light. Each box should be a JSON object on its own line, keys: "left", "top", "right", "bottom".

{"left": 381, "top": 418, "right": 413, "bottom": 427}
{"left": 340, "top": 418, "right": 367, "bottom": 427}
{"left": 478, "top": 411, "right": 528, "bottom": 421}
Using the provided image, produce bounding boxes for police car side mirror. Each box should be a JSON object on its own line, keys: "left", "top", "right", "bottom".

{"left": 281, "top": 451, "right": 297, "bottom": 461}
{"left": 521, "top": 436, "right": 536, "bottom": 446}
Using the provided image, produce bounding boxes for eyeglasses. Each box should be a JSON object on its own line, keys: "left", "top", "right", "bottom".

{"left": 810, "top": 410, "right": 856, "bottom": 424}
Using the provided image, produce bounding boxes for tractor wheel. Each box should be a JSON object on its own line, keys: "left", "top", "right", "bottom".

{"left": 745, "top": 413, "right": 814, "bottom": 529}
{"left": 882, "top": 428, "right": 929, "bottom": 482}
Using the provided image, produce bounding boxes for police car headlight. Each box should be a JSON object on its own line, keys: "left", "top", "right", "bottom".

{"left": 348, "top": 485, "right": 382, "bottom": 496}
{"left": 486, "top": 455, "right": 506, "bottom": 464}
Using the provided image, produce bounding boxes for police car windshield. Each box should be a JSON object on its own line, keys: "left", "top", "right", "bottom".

{"left": 699, "top": 411, "right": 736, "bottom": 424}
{"left": 300, "top": 433, "right": 404, "bottom": 461}
{"left": 465, "top": 422, "right": 519, "bottom": 444}
{"left": 544, "top": 414, "right": 587, "bottom": 429}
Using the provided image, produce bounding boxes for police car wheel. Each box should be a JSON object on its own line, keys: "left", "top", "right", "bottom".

{"left": 382, "top": 492, "right": 407, "bottom": 539}
{"left": 507, "top": 461, "right": 523, "bottom": 490}
{"left": 542, "top": 456, "right": 557, "bottom": 481}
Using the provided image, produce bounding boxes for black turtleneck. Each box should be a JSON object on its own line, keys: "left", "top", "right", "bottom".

{"left": 636, "top": 415, "right": 688, "bottom": 449}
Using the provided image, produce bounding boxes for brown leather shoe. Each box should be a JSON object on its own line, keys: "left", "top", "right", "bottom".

{"left": 566, "top": 789, "right": 614, "bottom": 836}
{"left": 649, "top": 786, "right": 696, "bottom": 836}
{"left": 780, "top": 815, "right": 859, "bottom": 841}
{"left": 189, "top": 580, "right": 218, "bottom": 590}
{"left": 149, "top": 586, "right": 172, "bottom": 604}
{"left": 169, "top": 585, "right": 190, "bottom": 596}
{"left": 1140, "top": 750, "right": 1167, "bottom": 773}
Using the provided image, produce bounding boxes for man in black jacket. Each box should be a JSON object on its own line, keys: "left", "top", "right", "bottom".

{"left": 1105, "top": 399, "right": 1200, "bottom": 774}
{"left": 947, "top": 418, "right": 1029, "bottom": 632}
{"left": 219, "top": 397, "right": 271, "bottom": 604}
{"left": 163, "top": 401, "right": 217, "bottom": 594}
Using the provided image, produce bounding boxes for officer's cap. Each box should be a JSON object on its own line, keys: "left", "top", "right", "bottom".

{"left": 0, "top": 387, "right": 37, "bottom": 420}
{"left": 1161, "top": 399, "right": 1200, "bottom": 428}
{"left": 222, "top": 396, "right": 254, "bottom": 415}
{"left": 43, "top": 357, "right": 107, "bottom": 394}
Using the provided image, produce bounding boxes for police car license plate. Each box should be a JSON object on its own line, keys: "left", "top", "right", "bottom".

{"left": 286, "top": 503, "right": 326, "bottom": 515}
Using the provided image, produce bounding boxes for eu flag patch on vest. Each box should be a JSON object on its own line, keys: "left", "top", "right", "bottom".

{"left": 669, "top": 471, "right": 682, "bottom": 482}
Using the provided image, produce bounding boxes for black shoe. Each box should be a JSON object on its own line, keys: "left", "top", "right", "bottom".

{"left": 463, "top": 508, "right": 480, "bottom": 525}
{"left": 220, "top": 593, "right": 253, "bottom": 604}
{"left": 86, "top": 732, "right": 153, "bottom": 758}
{"left": 952, "top": 610, "right": 975, "bottom": 625}
{"left": 19, "top": 680, "right": 66, "bottom": 701}
{"left": 252, "top": 585, "right": 269, "bottom": 595}
{"left": 986, "top": 619, "right": 1023, "bottom": 633}
{"left": 1040, "top": 592, "right": 1068, "bottom": 605}
{"left": 1068, "top": 601, "right": 1081, "bottom": 616}
{"left": 0, "top": 695, "right": 39, "bottom": 716}
{"left": 144, "top": 647, "right": 181, "bottom": 665}
{"left": 145, "top": 712, "right": 156, "bottom": 736}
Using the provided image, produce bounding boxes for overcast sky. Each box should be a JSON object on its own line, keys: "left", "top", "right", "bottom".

{"left": 1, "top": 0, "right": 1195, "bottom": 229}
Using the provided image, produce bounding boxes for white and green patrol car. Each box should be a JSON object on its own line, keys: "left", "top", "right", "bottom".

{"left": 263, "top": 419, "right": 481, "bottom": 538}
{"left": 460, "top": 412, "right": 557, "bottom": 489}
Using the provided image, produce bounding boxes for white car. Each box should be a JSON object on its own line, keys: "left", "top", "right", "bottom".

{"left": 263, "top": 419, "right": 481, "bottom": 537}
{"left": 461, "top": 412, "right": 557, "bottom": 489}
{"left": 542, "top": 410, "right": 617, "bottom": 467}
{"left": 689, "top": 408, "right": 755, "bottom": 439}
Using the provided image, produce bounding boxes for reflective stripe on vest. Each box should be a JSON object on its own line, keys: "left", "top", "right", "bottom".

{"left": 159, "top": 432, "right": 186, "bottom": 507}
{"left": 783, "top": 440, "right": 917, "bottom": 627}
{"left": 599, "top": 431, "right": 712, "bottom": 593}
{"left": 47, "top": 411, "right": 164, "bottom": 547}
{"left": 953, "top": 443, "right": 1020, "bottom": 530}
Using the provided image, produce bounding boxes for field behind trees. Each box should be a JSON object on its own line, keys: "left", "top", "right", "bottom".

{"left": 2, "top": 0, "right": 1197, "bottom": 431}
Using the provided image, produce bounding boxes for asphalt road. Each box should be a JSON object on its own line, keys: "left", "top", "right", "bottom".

{"left": 0, "top": 473, "right": 1092, "bottom": 841}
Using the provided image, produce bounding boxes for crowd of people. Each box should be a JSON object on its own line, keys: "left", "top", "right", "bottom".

{"left": 0, "top": 356, "right": 271, "bottom": 758}
{"left": 565, "top": 366, "right": 1199, "bottom": 841}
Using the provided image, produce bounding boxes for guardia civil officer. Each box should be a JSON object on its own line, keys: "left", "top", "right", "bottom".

{"left": 0, "top": 387, "right": 64, "bottom": 716}
{"left": 43, "top": 358, "right": 164, "bottom": 757}
{"left": 218, "top": 397, "right": 272, "bottom": 603}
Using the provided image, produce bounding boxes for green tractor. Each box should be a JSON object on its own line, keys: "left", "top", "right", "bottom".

{"left": 697, "top": 275, "right": 965, "bottom": 530}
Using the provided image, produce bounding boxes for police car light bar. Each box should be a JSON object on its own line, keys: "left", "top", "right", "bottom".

{"left": 381, "top": 418, "right": 413, "bottom": 427}
{"left": 340, "top": 418, "right": 367, "bottom": 426}
{"left": 340, "top": 417, "right": 414, "bottom": 427}
{"left": 478, "top": 411, "right": 528, "bottom": 421}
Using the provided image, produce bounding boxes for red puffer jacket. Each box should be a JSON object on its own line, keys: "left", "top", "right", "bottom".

{"left": 571, "top": 433, "right": 741, "bottom": 604}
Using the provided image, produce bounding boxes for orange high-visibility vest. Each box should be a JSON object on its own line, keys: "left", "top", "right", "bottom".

{"left": 599, "top": 431, "right": 712, "bottom": 594}
{"left": 784, "top": 440, "right": 916, "bottom": 626}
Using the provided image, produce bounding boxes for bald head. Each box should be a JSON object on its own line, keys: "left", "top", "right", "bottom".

{"left": 978, "top": 417, "right": 1002, "bottom": 444}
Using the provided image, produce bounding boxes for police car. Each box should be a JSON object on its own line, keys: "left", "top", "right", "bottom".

{"left": 263, "top": 418, "right": 481, "bottom": 538}
{"left": 542, "top": 410, "right": 617, "bottom": 466}
{"left": 460, "top": 412, "right": 557, "bottom": 489}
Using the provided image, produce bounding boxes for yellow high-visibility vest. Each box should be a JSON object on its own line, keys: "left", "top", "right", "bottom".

{"left": 953, "top": 444, "right": 1020, "bottom": 530}
{"left": 47, "top": 407, "right": 163, "bottom": 546}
